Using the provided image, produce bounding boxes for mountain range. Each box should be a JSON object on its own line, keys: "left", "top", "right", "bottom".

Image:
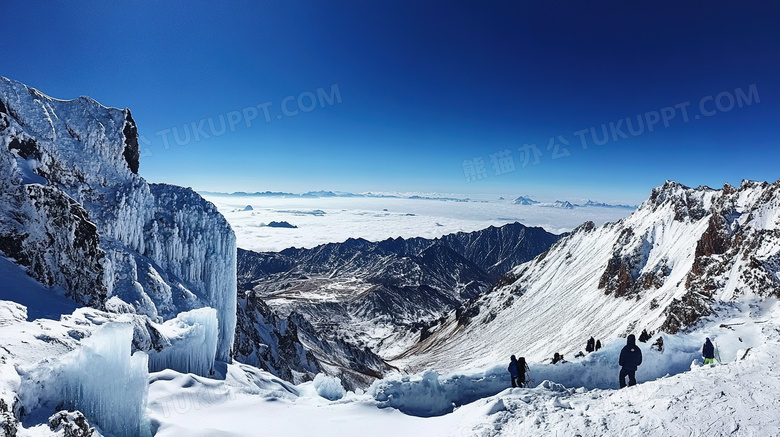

{"left": 514, "top": 196, "right": 636, "bottom": 209}
{"left": 236, "top": 223, "right": 562, "bottom": 369}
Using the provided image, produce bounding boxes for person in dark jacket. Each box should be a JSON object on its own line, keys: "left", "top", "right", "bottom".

{"left": 516, "top": 356, "right": 530, "bottom": 387}
{"left": 586, "top": 337, "right": 595, "bottom": 353}
{"left": 638, "top": 329, "right": 650, "bottom": 343}
{"left": 618, "top": 334, "right": 642, "bottom": 388}
{"left": 551, "top": 352, "right": 563, "bottom": 364}
{"left": 508, "top": 355, "right": 520, "bottom": 387}
{"left": 595, "top": 339, "right": 602, "bottom": 351}
{"left": 652, "top": 336, "right": 664, "bottom": 352}
{"left": 702, "top": 338, "right": 715, "bottom": 365}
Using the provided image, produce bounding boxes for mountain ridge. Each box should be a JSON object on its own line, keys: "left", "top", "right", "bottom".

{"left": 396, "top": 178, "right": 780, "bottom": 372}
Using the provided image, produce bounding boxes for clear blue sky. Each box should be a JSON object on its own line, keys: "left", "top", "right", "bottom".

{"left": 2, "top": 1, "right": 779, "bottom": 203}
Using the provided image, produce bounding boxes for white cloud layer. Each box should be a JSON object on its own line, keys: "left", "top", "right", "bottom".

{"left": 202, "top": 195, "right": 635, "bottom": 252}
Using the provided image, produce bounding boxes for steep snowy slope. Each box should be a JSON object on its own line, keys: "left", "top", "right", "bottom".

{"left": 0, "top": 76, "right": 236, "bottom": 361}
{"left": 401, "top": 180, "right": 780, "bottom": 372}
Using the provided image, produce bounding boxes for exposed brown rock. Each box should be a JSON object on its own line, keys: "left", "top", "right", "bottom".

{"left": 659, "top": 290, "right": 713, "bottom": 334}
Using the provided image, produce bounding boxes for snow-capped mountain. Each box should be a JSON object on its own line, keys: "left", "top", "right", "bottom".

{"left": 237, "top": 223, "right": 561, "bottom": 360}
{"left": 4, "top": 78, "right": 780, "bottom": 436}
{"left": 512, "top": 196, "right": 538, "bottom": 205}
{"left": 549, "top": 200, "right": 575, "bottom": 209}
{"left": 399, "top": 180, "right": 780, "bottom": 373}
{"left": 0, "top": 76, "right": 236, "bottom": 362}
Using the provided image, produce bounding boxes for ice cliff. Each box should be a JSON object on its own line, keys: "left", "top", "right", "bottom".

{"left": 0, "top": 76, "right": 236, "bottom": 362}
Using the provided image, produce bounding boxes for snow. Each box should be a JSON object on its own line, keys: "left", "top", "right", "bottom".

{"left": 4, "top": 75, "right": 780, "bottom": 435}
{"left": 0, "top": 256, "right": 79, "bottom": 321}
{"left": 17, "top": 323, "right": 150, "bottom": 437}
{"left": 399, "top": 181, "right": 780, "bottom": 374}
{"left": 145, "top": 185, "right": 237, "bottom": 363}
{"left": 368, "top": 324, "right": 740, "bottom": 418}
{"left": 464, "top": 313, "right": 780, "bottom": 436}
{"left": 3, "top": 235, "right": 780, "bottom": 436}
{"left": 145, "top": 298, "right": 780, "bottom": 436}
{"left": 146, "top": 364, "right": 465, "bottom": 437}
{"left": 147, "top": 308, "right": 219, "bottom": 377}
{"left": 13, "top": 157, "right": 47, "bottom": 185}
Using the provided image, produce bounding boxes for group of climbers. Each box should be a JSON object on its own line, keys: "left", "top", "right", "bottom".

{"left": 507, "top": 335, "right": 717, "bottom": 389}
{"left": 585, "top": 336, "right": 602, "bottom": 353}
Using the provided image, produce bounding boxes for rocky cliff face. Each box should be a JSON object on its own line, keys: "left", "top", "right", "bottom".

{"left": 0, "top": 76, "right": 236, "bottom": 362}
{"left": 233, "top": 291, "right": 392, "bottom": 389}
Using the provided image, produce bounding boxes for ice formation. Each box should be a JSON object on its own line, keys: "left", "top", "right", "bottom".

{"left": 18, "top": 323, "right": 150, "bottom": 437}
{"left": 312, "top": 373, "right": 345, "bottom": 401}
{"left": 147, "top": 308, "right": 219, "bottom": 377}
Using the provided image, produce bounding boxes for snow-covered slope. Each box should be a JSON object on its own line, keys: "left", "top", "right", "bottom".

{"left": 0, "top": 76, "right": 236, "bottom": 361}
{"left": 146, "top": 297, "right": 780, "bottom": 436}
{"left": 400, "top": 180, "right": 780, "bottom": 373}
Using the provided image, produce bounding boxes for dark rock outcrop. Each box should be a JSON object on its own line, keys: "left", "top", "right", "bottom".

{"left": 48, "top": 411, "right": 94, "bottom": 437}
{"left": 7, "top": 137, "right": 39, "bottom": 160}
{"left": 233, "top": 291, "right": 391, "bottom": 389}
{"left": 121, "top": 110, "right": 139, "bottom": 174}
{"left": 659, "top": 290, "right": 712, "bottom": 334}
{"left": 0, "top": 183, "right": 106, "bottom": 307}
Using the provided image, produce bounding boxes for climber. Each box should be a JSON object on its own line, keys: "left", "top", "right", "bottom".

{"left": 702, "top": 338, "right": 716, "bottom": 365}
{"left": 508, "top": 355, "right": 520, "bottom": 387}
{"left": 586, "top": 336, "right": 595, "bottom": 353}
{"left": 618, "top": 334, "right": 642, "bottom": 388}
{"left": 652, "top": 336, "right": 664, "bottom": 352}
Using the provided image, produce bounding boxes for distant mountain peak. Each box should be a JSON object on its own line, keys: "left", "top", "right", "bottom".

{"left": 513, "top": 195, "right": 539, "bottom": 205}
{"left": 552, "top": 200, "right": 575, "bottom": 209}
{"left": 583, "top": 200, "right": 637, "bottom": 209}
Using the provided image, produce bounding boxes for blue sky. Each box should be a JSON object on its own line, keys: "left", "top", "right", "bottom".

{"left": 2, "top": 1, "right": 779, "bottom": 203}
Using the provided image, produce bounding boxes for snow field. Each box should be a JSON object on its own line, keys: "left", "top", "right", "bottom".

{"left": 371, "top": 299, "right": 775, "bottom": 420}
{"left": 2, "top": 296, "right": 777, "bottom": 436}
